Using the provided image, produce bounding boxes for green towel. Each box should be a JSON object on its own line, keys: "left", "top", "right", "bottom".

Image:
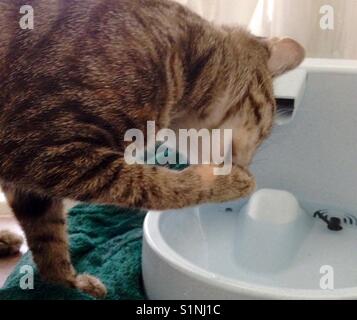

{"left": 0, "top": 204, "right": 147, "bottom": 300}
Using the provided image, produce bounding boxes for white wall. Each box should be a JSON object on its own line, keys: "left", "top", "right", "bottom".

{"left": 250, "top": 0, "right": 357, "bottom": 60}
{"left": 176, "top": 0, "right": 357, "bottom": 60}
{"left": 175, "top": 0, "right": 258, "bottom": 26}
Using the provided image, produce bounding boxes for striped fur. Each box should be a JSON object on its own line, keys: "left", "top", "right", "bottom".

{"left": 0, "top": 0, "right": 304, "bottom": 297}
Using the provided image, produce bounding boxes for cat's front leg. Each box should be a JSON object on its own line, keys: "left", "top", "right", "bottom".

{"left": 1, "top": 183, "right": 107, "bottom": 299}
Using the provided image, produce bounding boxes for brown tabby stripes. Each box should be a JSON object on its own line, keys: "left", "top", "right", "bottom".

{"left": 0, "top": 0, "right": 304, "bottom": 297}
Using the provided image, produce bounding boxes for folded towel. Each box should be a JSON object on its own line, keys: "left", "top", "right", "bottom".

{"left": 0, "top": 204, "right": 147, "bottom": 300}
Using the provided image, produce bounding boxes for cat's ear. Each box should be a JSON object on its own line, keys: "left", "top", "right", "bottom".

{"left": 267, "top": 38, "right": 305, "bottom": 77}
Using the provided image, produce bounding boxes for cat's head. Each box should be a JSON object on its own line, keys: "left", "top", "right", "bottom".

{"left": 223, "top": 34, "right": 305, "bottom": 168}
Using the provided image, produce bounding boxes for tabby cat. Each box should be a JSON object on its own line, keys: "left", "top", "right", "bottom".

{"left": 0, "top": 0, "right": 304, "bottom": 298}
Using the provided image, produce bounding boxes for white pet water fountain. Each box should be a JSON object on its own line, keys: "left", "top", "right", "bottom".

{"left": 142, "top": 59, "right": 357, "bottom": 300}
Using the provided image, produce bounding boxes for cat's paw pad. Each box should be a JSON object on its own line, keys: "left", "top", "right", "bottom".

{"left": 75, "top": 274, "right": 107, "bottom": 299}
{"left": 0, "top": 230, "right": 24, "bottom": 257}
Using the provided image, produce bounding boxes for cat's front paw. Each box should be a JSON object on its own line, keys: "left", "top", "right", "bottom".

{"left": 211, "top": 166, "right": 256, "bottom": 203}
{"left": 75, "top": 274, "right": 107, "bottom": 299}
